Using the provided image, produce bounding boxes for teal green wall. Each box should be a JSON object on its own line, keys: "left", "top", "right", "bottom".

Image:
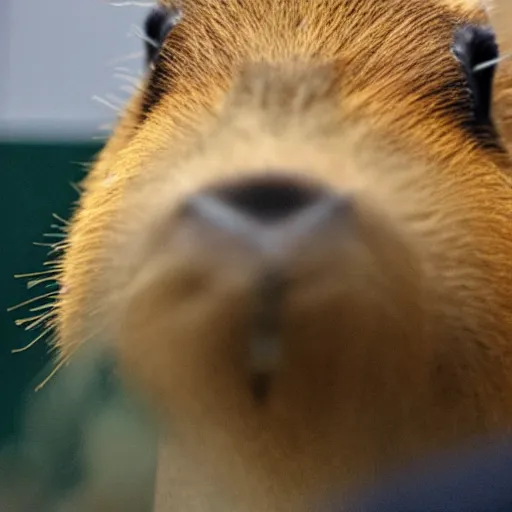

{"left": 0, "top": 142, "right": 101, "bottom": 442}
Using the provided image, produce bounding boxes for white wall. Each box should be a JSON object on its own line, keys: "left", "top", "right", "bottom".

{"left": 1, "top": 1, "right": 152, "bottom": 141}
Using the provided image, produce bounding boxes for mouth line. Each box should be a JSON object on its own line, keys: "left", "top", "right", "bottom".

{"left": 249, "top": 267, "right": 286, "bottom": 404}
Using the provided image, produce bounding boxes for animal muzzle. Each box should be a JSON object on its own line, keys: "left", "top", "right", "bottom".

{"left": 120, "top": 171, "right": 425, "bottom": 410}
{"left": 180, "top": 174, "right": 353, "bottom": 401}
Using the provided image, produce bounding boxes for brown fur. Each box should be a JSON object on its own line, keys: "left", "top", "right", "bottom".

{"left": 52, "top": 0, "right": 512, "bottom": 510}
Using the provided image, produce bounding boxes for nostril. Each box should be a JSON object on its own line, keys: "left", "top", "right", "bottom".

{"left": 180, "top": 174, "right": 352, "bottom": 249}
{"left": 210, "top": 174, "right": 324, "bottom": 223}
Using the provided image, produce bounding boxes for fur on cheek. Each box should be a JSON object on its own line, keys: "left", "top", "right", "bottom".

{"left": 495, "top": 62, "right": 512, "bottom": 152}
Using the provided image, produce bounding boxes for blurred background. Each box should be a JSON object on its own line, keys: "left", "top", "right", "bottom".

{"left": 1, "top": 2, "right": 157, "bottom": 510}
{"left": 1, "top": 0, "right": 143, "bottom": 439}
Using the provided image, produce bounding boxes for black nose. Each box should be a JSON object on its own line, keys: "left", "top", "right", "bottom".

{"left": 210, "top": 175, "right": 326, "bottom": 223}
{"left": 182, "top": 173, "right": 351, "bottom": 251}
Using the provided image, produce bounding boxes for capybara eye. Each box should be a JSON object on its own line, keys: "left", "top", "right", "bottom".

{"left": 144, "top": 4, "right": 181, "bottom": 67}
{"left": 452, "top": 25, "right": 499, "bottom": 127}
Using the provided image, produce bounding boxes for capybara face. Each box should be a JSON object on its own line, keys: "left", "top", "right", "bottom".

{"left": 54, "top": 0, "right": 512, "bottom": 509}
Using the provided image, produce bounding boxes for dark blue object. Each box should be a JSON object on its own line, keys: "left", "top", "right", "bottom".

{"left": 326, "top": 439, "right": 512, "bottom": 512}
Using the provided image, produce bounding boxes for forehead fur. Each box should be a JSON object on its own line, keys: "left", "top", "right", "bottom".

{"left": 162, "top": 0, "right": 488, "bottom": 18}
{"left": 141, "top": 0, "right": 491, "bottom": 167}
{"left": 152, "top": 0, "right": 488, "bottom": 96}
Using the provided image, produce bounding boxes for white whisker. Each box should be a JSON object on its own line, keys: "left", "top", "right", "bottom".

{"left": 119, "top": 83, "right": 140, "bottom": 95}
{"left": 70, "top": 182, "right": 83, "bottom": 196}
{"left": 108, "top": 51, "right": 144, "bottom": 66}
{"left": 128, "top": 23, "right": 159, "bottom": 49}
{"left": 49, "top": 224, "right": 67, "bottom": 233}
{"left": 27, "top": 277, "right": 58, "bottom": 289}
{"left": 114, "top": 66, "right": 134, "bottom": 73}
{"left": 33, "top": 242, "right": 57, "bottom": 249}
{"left": 114, "top": 72, "right": 143, "bottom": 87}
{"left": 473, "top": 53, "right": 512, "bottom": 73}
{"left": 52, "top": 214, "right": 70, "bottom": 226}
{"left": 105, "top": 92, "right": 127, "bottom": 107}
{"left": 34, "top": 353, "right": 67, "bottom": 391}
{"left": 12, "top": 326, "right": 55, "bottom": 354}
{"left": 92, "top": 94, "right": 122, "bottom": 113}
{"left": 43, "top": 233, "right": 67, "bottom": 239}
{"left": 7, "top": 292, "right": 58, "bottom": 313}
